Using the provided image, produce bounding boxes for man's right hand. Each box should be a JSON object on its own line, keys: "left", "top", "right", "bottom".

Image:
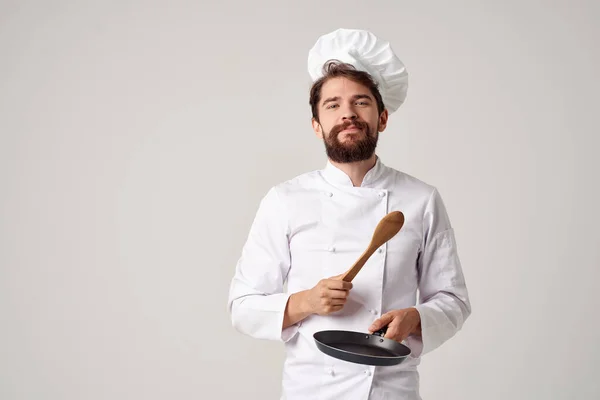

{"left": 283, "top": 274, "right": 353, "bottom": 329}
{"left": 304, "top": 274, "right": 353, "bottom": 316}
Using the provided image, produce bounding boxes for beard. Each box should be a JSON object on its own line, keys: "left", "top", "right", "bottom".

{"left": 322, "top": 119, "right": 379, "bottom": 163}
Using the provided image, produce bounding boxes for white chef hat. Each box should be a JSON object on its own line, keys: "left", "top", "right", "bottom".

{"left": 307, "top": 28, "right": 409, "bottom": 114}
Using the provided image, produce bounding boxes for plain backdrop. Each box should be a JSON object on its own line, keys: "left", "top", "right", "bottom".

{"left": 1, "top": 1, "right": 599, "bottom": 399}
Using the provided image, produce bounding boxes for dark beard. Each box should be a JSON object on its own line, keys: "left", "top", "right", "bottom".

{"left": 322, "top": 120, "right": 378, "bottom": 163}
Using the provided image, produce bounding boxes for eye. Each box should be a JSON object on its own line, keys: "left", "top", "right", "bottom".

{"left": 326, "top": 104, "right": 339, "bottom": 109}
{"left": 356, "top": 101, "right": 369, "bottom": 106}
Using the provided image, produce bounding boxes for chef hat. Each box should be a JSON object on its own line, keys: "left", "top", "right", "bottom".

{"left": 307, "top": 28, "right": 409, "bottom": 114}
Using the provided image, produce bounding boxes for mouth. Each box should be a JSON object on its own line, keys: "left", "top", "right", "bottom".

{"left": 340, "top": 125, "right": 362, "bottom": 133}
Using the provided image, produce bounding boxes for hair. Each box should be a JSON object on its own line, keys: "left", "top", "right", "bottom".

{"left": 309, "top": 60, "right": 385, "bottom": 122}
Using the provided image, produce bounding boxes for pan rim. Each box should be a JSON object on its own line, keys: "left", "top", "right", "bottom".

{"left": 313, "top": 329, "right": 411, "bottom": 359}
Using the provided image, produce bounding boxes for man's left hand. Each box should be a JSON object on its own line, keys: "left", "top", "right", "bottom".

{"left": 368, "top": 308, "right": 421, "bottom": 342}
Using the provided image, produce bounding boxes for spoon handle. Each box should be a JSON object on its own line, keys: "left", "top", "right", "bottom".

{"left": 341, "top": 245, "right": 377, "bottom": 282}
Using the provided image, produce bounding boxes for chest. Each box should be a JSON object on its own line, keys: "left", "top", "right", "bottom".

{"left": 285, "top": 187, "right": 422, "bottom": 294}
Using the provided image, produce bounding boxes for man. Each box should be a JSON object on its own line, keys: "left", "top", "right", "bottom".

{"left": 228, "top": 28, "right": 471, "bottom": 400}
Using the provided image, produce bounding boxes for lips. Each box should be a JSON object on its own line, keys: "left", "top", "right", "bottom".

{"left": 339, "top": 124, "right": 365, "bottom": 135}
{"left": 331, "top": 121, "right": 368, "bottom": 137}
{"left": 341, "top": 125, "right": 361, "bottom": 132}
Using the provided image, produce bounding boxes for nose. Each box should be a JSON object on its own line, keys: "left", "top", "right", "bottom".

{"left": 340, "top": 103, "right": 357, "bottom": 121}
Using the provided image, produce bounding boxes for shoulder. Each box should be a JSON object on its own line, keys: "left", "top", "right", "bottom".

{"left": 268, "top": 169, "right": 325, "bottom": 198}
{"left": 382, "top": 165, "right": 452, "bottom": 230}
{"left": 383, "top": 165, "right": 439, "bottom": 200}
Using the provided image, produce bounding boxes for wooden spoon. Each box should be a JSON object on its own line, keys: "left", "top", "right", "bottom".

{"left": 341, "top": 211, "right": 405, "bottom": 282}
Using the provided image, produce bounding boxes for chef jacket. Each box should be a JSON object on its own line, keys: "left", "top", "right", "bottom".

{"left": 228, "top": 157, "right": 471, "bottom": 400}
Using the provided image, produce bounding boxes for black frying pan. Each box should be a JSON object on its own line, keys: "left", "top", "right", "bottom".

{"left": 313, "top": 326, "right": 411, "bottom": 366}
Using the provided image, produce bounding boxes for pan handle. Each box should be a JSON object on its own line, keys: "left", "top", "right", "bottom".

{"left": 372, "top": 326, "right": 388, "bottom": 337}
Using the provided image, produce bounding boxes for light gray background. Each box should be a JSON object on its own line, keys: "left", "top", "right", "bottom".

{"left": 1, "top": 1, "right": 599, "bottom": 399}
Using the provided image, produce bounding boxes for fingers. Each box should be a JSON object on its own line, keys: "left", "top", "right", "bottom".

{"left": 317, "top": 280, "right": 351, "bottom": 295}
{"left": 327, "top": 288, "right": 350, "bottom": 299}
{"left": 385, "top": 328, "right": 408, "bottom": 342}
{"left": 317, "top": 297, "right": 345, "bottom": 314}
{"left": 368, "top": 312, "right": 393, "bottom": 333}
{"left": 319, "top": 290, "right": 348, "bottom": 305}
{"left": 380, "top": 313, "right": 409, "bottom": 342}
{"left": 311, "top": 276, "right": 353, "bottom": 316}
{"left": 315, "top": 288, "right": 349, "bottom": 314}
{"left": 326, "top": 278, "right": 353, "bottom": 291}
{"left": 324, "top": 298, "right": 346, "bottom": 306}
{"left": 384, "top": 321, "right": 402, "bottom": 340}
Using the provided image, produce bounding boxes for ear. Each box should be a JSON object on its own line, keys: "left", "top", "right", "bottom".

{"left": 312, "top": 118, "right": 324, "bottom": 139}
{"left": 378, "top": 109, "right": 389, "bottom": 132}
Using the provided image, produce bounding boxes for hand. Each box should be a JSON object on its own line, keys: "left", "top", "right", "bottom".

{"left": 304, "top": 274, "right": 353, "bottom": 316}
{"left": 368, "top": 308, "right": 421, "bottom": 342}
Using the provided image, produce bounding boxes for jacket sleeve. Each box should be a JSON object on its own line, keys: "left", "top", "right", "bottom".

{"left": 405, "top": 187, "right": 471, "bottom": 357}
{"left": 227, "top": 186, "right": 299, "bottom": 342}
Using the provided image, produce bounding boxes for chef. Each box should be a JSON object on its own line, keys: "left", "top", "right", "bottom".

{"left": 228, "top": 28, "right": 471, "bottom": 400}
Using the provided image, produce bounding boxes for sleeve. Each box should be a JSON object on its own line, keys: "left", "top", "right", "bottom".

{"left": 404, "top": 187, "right": 471, "bottom": 357}
{"left": 227, "top": 186, "right": 299, "bottom": 342}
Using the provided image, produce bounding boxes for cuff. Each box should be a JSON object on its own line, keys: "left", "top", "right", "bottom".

{"left": 280, "top": 293, "right": 300, "bottom": 342}
{"left": 404, "top": 306, "right": 424, "bottom": 358}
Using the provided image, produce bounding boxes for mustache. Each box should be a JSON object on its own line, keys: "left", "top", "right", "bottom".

{"left": 330, "top": 120, "right": 368, "bottom": 136}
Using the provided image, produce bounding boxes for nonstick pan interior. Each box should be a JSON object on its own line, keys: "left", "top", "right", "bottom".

{"left": 314, "top": 329, "right": 411, "bottom": 366}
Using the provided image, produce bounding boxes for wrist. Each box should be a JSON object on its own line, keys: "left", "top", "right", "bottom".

{"left": 288, "top": 291, "right": 312, "bottom": 317}
{"left": 409, "top": 307, "right": 422, "bottom": 336}
{"left": 283, "top": 290, "right": 314, "bottom": 329}
{"left": 298, "top": 290, "right": 314, "bottom": 316}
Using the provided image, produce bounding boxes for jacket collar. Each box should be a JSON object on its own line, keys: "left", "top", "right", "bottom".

{"left": 321, "top": 156, "right": 387, "bottom": 188}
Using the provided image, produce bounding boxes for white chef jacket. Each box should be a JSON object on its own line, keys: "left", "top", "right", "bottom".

{"left": 228, "top": 157, "right": 471, "bottom": 400}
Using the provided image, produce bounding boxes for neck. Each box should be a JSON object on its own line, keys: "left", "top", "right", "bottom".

{"left": 329, "top": 154, "right": 377, "bottom": 187}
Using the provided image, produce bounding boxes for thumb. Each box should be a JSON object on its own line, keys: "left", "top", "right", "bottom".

{"left": 368, "top": 312, "right": 393, "bottom": 333}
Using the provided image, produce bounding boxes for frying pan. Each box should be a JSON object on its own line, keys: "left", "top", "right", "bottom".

{"left": 313, "top": 326, "right": 411, "bottom": 366}
{"left": 313, "top": 211, "right": 411, "bottom": 366}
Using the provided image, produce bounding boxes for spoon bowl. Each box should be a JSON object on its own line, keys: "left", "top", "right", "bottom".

{"left": 341, "top": 211, "right": 405, "bottom": 282}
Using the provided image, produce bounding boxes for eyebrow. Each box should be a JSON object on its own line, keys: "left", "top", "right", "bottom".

{"left": 322, "top": 94, "right": 373, "bottom": 106}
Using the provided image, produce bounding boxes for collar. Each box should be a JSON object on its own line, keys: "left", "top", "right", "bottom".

{"left": 321, "top": 156, "right": 387, "bottom": 188}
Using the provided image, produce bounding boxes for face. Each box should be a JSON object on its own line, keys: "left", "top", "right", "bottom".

{"left": 312, "top": 77, "right": 388, "bottom": 163}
